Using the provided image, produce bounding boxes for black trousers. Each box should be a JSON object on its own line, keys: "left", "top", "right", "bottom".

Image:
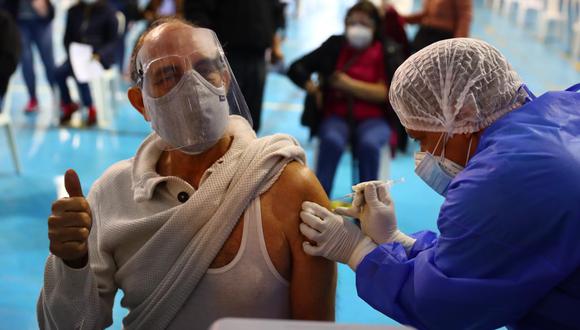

{"left": 412, "top": 25, "right": 454, "bottom": 53}
{"left": 227, "top": 52, "right": 267, "bottom": 132}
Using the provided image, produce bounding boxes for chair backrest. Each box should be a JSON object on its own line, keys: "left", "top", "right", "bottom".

{"left": 115, "top": 11, "right": 126, "bottom": 36}
{"left": 546, "top": 0, "right": 565, "bottom": 13}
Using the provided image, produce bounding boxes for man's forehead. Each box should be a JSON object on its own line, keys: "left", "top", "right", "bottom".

{"left": 139, "top": 24, "right": 218, "bottom": 65}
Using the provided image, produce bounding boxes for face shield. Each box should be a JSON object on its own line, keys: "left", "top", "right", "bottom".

{"left": 136, "top": 27, "right": 252, "bottom": 154}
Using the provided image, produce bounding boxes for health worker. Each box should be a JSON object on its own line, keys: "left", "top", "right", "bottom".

{"left": 298, "top": 38, "right": 580, "bottom": 329}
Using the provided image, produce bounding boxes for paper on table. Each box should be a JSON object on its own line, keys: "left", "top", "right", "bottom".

{"left": 69, "top": 42, "right": 104, "bottom": 83}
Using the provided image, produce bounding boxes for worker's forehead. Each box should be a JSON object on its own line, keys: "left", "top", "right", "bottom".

{"left": 138, "top": 24, "right": 218, "bottom": 65}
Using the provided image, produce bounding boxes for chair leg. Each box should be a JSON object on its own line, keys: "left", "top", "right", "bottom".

{"left": 5, "top": 124, "right": 21, "bottom": 175}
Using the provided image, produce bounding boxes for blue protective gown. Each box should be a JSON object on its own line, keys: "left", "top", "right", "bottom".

{"left": 356, "top": 87, "right": 580, "bottom": 330}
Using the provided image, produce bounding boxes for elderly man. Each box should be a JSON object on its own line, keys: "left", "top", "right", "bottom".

{"left": 299, "top": 38, "right": 580, "bottom": 329}
{"left": 38, "top": 18, "right": 336, "bottom": 330}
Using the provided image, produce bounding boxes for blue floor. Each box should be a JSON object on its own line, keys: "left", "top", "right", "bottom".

{"left": 1, "top": 1, "right": 579, "bottom": 329}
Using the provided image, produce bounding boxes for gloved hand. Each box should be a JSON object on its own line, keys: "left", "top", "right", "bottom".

{"left": 335, "top": 181, "right": 416, "bottom": 251}
{"left": 300, "top": 201, "right": 377, "bottom": 271}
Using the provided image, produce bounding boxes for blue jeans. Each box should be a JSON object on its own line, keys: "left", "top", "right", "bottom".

{"left": 18, "top": 19, "right": 56, "bottom": 100}
{"left": 55, "top": 60, "right": 93, "bottom": 107}
{"left": 316, "top": 116, "right": 391, "bottom": 195}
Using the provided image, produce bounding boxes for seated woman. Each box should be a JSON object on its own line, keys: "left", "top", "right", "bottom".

{"left": 287, "top": 0, "right": 393, "bottom": 196}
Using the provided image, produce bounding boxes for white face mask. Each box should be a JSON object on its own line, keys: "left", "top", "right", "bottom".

{"left": 346, "top": 24, "right": 373, "bottom": 49}
{"left": 143, "top": 70, "right": 229, "bottom": 155}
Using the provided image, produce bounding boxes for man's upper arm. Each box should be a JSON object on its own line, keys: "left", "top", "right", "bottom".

{"left": 271, "top": 162, "right": 336, "bottom": 320}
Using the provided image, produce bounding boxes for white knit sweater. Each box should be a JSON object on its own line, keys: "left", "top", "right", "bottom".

{"left": 37, "top": 117, "right": 306, "bottom": 329}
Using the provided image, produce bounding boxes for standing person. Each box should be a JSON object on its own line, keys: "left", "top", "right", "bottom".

{"left": 287, "top": 1, "right": 393, "bottom": 196}
{"left": 183, "top": 0, "right": 286, "bottom": 133}
{"left": 0, "top": 8, "right": 21, "bottom": 110}
{"left": 403, "top": 0, "right": 473, "bottom": 52}
{"left": 2, "top": 0, "right": 56, "bottom": 114}
{"left": 38, "top": 18, "right": 335, "bottom": 330}
{"left": 108, "top": 0, "right": 142, "bottom": 72}
{"left": 298, "top": 38, "right": 580, "bottom": 329}
{"left": 56, "top": 0, "right": 119, "bottom": 126}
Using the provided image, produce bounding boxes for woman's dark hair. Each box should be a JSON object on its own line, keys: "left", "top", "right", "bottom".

{"left": 345, "top": 0, "right": 383, "bottom": 41}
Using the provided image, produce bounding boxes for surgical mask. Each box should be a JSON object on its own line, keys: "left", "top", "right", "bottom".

{"left": 414, "top": 152, "right": 464, "bottom": 196}
{"left": 414, "top": 134, "right": 472, "bottom": 196}
{"left": 143, "top": 69, "right": 229, "bottom": 155}
{"left": 346, "top": 25, "right": 373, "bottom": 49}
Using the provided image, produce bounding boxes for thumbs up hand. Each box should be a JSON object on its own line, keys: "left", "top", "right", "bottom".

{"left": 48, "top": 169, "right": 92, "bottom": 268}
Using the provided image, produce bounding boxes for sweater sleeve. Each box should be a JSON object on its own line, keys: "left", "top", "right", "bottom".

{"left": 287, "top": 36, "right": 340, "bottom": 89}
{"left": 37, "top": 186, "right": 118, "bottom": 330}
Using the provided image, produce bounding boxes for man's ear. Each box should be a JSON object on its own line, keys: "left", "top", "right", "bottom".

{"left": 128, "top": 86, "right": 150, "bottom": 121}
{"left": 222, "top": 70, "right": 232, "bottom": 91}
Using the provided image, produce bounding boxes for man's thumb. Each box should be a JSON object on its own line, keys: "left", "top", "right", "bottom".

{"left": 64, "top": 169, "right": 84, "bottom": 197}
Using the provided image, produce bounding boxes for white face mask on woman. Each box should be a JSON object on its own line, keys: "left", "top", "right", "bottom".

{"left": 346, "top": 24, "right": 373, "bottom": 49}
{"left": 143, "top": 69, "right": 230, "bottom": 155}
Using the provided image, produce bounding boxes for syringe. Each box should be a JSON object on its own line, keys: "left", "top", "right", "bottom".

{"left": 338, "top": 177, "right": 406, "bottom": 200}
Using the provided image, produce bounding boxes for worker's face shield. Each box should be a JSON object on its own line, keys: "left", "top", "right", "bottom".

{"left": 135, "top": 26, "right": 252, "bottom": 152}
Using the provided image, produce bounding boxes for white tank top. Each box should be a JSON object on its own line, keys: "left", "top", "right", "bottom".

{"left": 168, "top": 198, "right": 291, "bottom": 329}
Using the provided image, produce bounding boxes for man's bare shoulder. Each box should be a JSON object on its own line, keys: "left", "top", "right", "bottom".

{"left": 261, "top": 161, "right": 329, "bottom": 228}
{"left": 271, "top": 161, "right": 330, "bottom": 208}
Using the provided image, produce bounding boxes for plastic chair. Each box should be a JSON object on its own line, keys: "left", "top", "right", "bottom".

{"left": 502, "top": 0, "right": 521, "bottom": 16}
{"left": 517, "top": 0, "right": 545, "bottom": 26}
{"left": 489, "top": 0, "right": 504, "bottom": 12}
{"left": 538, "top": 0, "right": 570, "bottom": 41}
{"left": 0, "top": 83, "right": 21, "bottom": 174}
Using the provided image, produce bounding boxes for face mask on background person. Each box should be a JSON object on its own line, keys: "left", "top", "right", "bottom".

{"left": 346, "top": 24, "right": 373, "bottom": 49}
{"left": 143, "top": 69, "right": 230, "bottom": 155}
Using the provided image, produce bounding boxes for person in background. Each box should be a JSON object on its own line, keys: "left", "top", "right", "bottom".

{"left": 142, "top": 0, "right": 183, "bottom": 24}
{"left": 403, "top": 0, "right": 473, "bottom": 52}
{"left": 108, "top": 0, "right": 142, "bottom": 73}
{"left": 56, "top": 0, "right": 119, "bottom": 126}
{"left": 299, "top": 38, "right": 580, "bottom": 329}
{"left": 369, "top": 0, "right": 411, "bottom": 57}
{"left": 0, "top": 8, "right": 21, "bottom": 111}
{"left": 183, "top": 0, "right": 286, "bottom": 133}
{"left": 1, "top": 0, "right": 56, "bottom": 114}
{"left": 369, "top": 0, "right": 411, "bottom": 153}
{"left": 287, "top": 1, "right": 392, "bottom": 196}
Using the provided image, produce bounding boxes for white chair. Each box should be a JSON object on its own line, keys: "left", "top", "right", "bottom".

{"left": 489, "top": 0, "right": 504, "bottom": 12}
{"left": 0, "top": 83, "right": 21, "bottom": 174}
{"left": 538, "top": 0, "right": 570, "bottom": 41}
{"left": 517, "top": 0, "right": 545, "bottom": 26}
{"left": 502, "top": 0, "right": 521, "bottom": 17}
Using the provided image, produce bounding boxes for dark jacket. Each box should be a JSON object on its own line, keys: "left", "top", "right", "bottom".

{"left": 287, "top": 35, "right": 405, "bottom": 89}
{"left": 64, "top": 2, "right": 119, "bottom": 69}
{"left": 183, "top": 0, "right": 285, "bottom": 56}
{"left": 0, "top": 0, "right": 54, "bottom": 23}
{"left": 0, "top": 9, "right": 21, "bottom": 99}
{"left": 287, "top": 35, "right": 409, "bottom": 152}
